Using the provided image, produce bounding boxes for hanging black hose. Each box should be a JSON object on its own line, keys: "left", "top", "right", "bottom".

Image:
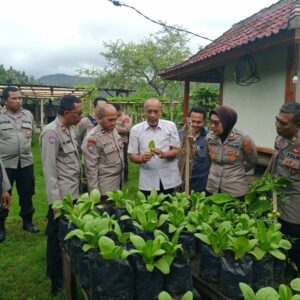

{"left": 234, "top": 53, "right": 260, "bottom": 86}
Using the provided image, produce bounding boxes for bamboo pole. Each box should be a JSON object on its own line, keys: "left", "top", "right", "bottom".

{"left": 272, "top": 189, "right": 278, "bottom": 220}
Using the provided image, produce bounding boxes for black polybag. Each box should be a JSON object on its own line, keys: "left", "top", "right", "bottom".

{"left": 219, "top": 253, "right": 253, "bottom": 299}
{"left": 164, "top": 255, "right": 193, "bottom": 296}
{"left": 252, "top": 255, "right": 274, "bottom": 290}
{"left": 130, "top": 255, "right": 164, "bottom": 300}
{"left": 88, "top": 250, "right": 134, "bottom": 300}
{"left": 199, "top": 243, "right": 219, "bottom": 282}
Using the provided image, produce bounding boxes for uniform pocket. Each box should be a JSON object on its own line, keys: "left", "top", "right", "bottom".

{"left": 62, "top": 143, "right": 77, "bottom": 164}
{"left": 0, "top": 122, "right": 14, "bottom": 139}
{"left": 103, "top": 143, "right": 120, "bottom": 163}
{"left": 22, "top": 122, "right": 33, "bottom": 138}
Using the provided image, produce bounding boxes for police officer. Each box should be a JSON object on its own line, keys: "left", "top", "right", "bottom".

{"left": 76, "top": 97, "right": 107, "bottom": 149}
{"left": 0, "top": 86, "right": 39, "bottom": 242}
{"left": 272, "top": 102, "right": 300, "bottom": 269}
{"left": 206, "top": 105, "right": 257, "bottom": 199}
{"left": 113, "top": 103, "right": 132, "bottom": 182}
{"left": 82, "top": 104, "right": 123, "bottom": 201}
{"left": 40, "top": 95, "right": 82, "bottom": 294}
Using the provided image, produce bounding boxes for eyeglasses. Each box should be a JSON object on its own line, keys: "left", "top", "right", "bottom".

{"left": 209, "top": 119, "right": 221, "bottom": 127}
{"left": 67, "top": 110, "right": 83, "bottom": 116}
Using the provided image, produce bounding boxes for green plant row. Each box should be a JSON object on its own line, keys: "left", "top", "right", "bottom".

{"left": 53, "top": 174, "right": 292, "bottom": 265}
{"left": 240, "top": 278, "right": 300, "bottom": 300}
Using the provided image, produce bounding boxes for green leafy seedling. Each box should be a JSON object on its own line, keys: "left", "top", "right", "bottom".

{"left": 149, "top": 139, "right": 156, "bottom": 156}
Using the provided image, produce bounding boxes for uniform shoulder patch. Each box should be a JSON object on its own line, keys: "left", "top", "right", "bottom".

{"left": 87, "top": 138, "right": 97, "bottom": 153}
{"left": 243, "top": 139, "right": 253, "bottom": 155}
{"left": 48, "top": 136, "right": 57, "bottom": 144}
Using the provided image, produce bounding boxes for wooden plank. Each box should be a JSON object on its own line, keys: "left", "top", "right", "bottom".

{"left": 256, "top": 146, "right": 274, "bottom": 155}
{"left": 62, "top": 245, "right": 78, "bottom": 300}
{"left": 219, "top": 81, "right": 224, "bottom": 105}
{"left": 183, "top": 80, "right": 190, "bottom": 123}
{"left": 192, "top": 274, "right": 232, "bottom": 300}
{"left": 285, "top": 43, "right": 298, "bottom": 103}
{"left": 61, "top": 244, "right": 90, "bottom": 300}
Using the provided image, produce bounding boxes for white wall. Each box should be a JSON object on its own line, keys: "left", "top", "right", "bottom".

{"left": 223, "top": 46, "right": 287, "bottom": 148}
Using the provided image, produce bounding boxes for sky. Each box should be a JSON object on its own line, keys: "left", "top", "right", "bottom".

{"left": 0, "top": 0, "right": 277, "bottom": 79}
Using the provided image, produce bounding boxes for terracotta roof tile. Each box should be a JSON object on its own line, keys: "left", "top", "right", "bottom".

{"left": 161, "top": 0, "right": 300, "bottom": 75}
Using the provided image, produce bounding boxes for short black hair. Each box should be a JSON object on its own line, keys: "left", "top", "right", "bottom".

{"left": 113, "top": 103, "right": 121, "bottom": 111}
{"left": 93, "top": 97, "right": 107, "bottom": 107}
{"left": 2, "top": 86, "right": 19, "bottom": 100}
{"left": 189, "top": 106, "right": 207, "bottom": 119}
{"left": 280, "top": 102, "right": 300, "bottom": 124}
{"left": 59, "top": 95, "right": 81, "bottom": 115}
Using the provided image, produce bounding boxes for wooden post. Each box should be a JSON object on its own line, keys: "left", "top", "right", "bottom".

{"left": 61, "top": 245, "right": 77, "bottom": 300}
{"left": 272, "top": 189, "right": 278, "bottom": 220}
{"left": 184, "top": 118, "right": 192, "bottom": 195}
{"left": 183, "top": 81, "right": 190, "bottom": 124}
{"left": 285, "top": 43, "right": 298, "bottom": 103}
{"left": 40, "top": 99, "right": 44, "bottom": 126}
{"left": 35, "top": 99, "right": 39, "bottom": 124}
{"left": 169, "top": 99, "right": 174, "bottom": 121}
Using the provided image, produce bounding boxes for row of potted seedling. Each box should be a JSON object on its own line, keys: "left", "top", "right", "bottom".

{"left": 52, "top": 174, "right": 293, "bottom": 300}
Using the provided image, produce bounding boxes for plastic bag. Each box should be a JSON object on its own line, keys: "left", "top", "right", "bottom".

{"left": 219, "top": 253, "right": 253, "bottom": 299}
{"left": 199, "top": 243, "right": 219, "bottom": 282}
{"left": 164, "top": 255, "right": 193, "bottom": 296}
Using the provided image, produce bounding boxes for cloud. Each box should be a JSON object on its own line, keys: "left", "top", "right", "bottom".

{"left": 0, "top": 0, "right": 276, "bottom": 78}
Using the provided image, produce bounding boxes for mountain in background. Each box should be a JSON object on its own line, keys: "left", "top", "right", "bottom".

{"left": 38, "top": 73, "right": 94, "bottom": 87}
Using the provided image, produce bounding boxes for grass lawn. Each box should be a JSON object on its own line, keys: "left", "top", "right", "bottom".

{"left": 0, "top": 133, "right": 139, "bottom": 300}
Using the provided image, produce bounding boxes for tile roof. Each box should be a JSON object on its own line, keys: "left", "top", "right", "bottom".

{"left": 161, "top": 0, "right": 300, "bottom": 75}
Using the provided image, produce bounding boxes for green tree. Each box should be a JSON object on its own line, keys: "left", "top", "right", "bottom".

{"left": 189, "top": 86, "right": 219, "bottom": 111}
{"left": 81, "top": 27, "right": 192, "bottom": 96}
{"left": 0, "top": 65, "right": 37, "bottom": 85}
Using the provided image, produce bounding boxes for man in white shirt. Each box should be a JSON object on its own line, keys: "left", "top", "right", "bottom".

{"left": 128, "top": 98, "right": 181, "bottom": 195}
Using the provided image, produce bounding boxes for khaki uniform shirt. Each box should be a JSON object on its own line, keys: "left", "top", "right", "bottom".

{"left": 271, "top": 133, "right": 300, "bottom": 224}
{"left": 81, "top": 125, "right": 124, "bottom": 195}
{"left": 40, "top": 117, "right": 81, "bottom": 205}
{"left": 1, "top": 160, "right": 11, "bottom": 192}
{"left": 76, "top": 115, "right": 98, "bottom": 150}
{"left": 0, "top": 107, "right": 35, "bottom": 169}
{"left": 206, "top": 129, "right": 257, "bottom": 197}
{"left": 116, "top": 112, "right": 132, "bottom": 143}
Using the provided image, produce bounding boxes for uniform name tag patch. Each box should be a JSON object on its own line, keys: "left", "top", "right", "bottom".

{"left": 287, "top": 152, "right": 300, "bottom": 160}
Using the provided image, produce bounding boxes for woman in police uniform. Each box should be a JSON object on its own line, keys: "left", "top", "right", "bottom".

{"left": 205, "top": 105, "right": 257, "bottom": 199}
